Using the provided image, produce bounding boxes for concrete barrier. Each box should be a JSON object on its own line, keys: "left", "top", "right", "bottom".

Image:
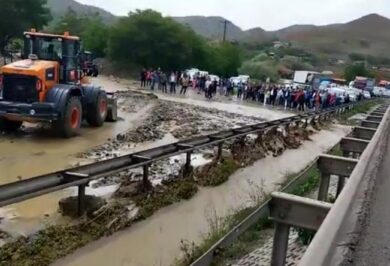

{"left": 300, "top": 106, "right": 390, "bottom": 266}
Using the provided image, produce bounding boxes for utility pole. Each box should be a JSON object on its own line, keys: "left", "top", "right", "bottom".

{"left": 222, "top": 19, "right": 228, "bottom": 42}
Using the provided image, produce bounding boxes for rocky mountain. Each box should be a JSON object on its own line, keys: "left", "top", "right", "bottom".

{"left": 275, "top": 14, "right": 390, "bottom": 56}
{"left": 45, "top": 0, "right": 390, "bottom": 56}
{"left": 47, "top": 0, "right": 116, "bottom": 23}
{"left": 172, "top": 16, "right": 249, "bottom": 41}
{"left": 174, "top": 14, "right": 390, "bottom": 57}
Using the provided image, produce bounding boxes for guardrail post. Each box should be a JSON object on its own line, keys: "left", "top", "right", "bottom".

{"left": 318, "top": 174, "right": 330, "bottom": 201}
{"left": 340, "top": 137, "right": 370, "bottom": 158}
{"left": 269, "top": 192, "right": 333, "bottom": 266}
{"left": 317, "top": 155, "right": 358, "bottom": 201}
{"left": 336, "top": 176, "right": 346, "bottom": 197}
{"left": 143, "top": 164, "right": 151, "bottom": 189}
{"left": 185, "top": 151, "right": 192, "bottom": 176}
{"left": 78, "top": 184, "right": 86, "bottom": 217}
{"left": 217, "top": 142, "right": 223, "bottom": 160}
{"left": 271, "top": 223, "right": 290, "bottom": 266}
{"left": 304, "top": 119, "right": 308, "bottom": 128}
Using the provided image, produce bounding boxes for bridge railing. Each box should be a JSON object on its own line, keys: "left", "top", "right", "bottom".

{"left": 300, "top": 104, "right": 390, "bottom": 265}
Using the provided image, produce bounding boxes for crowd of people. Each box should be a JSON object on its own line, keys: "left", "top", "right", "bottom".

{"left": 140, "top": 69, "right": 219, "bottom": 98}
{"left": 140, "top": 69, "right": 191, "bottom": 95}
{"left": 222, "top": 81, "right": 357, "bottom": 111}
{"left": 140, "top": 69, "right": 362, "bottom": 111}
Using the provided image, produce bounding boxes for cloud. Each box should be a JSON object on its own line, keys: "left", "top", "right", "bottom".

{"left": 77, "top": 0, "right": 390, "bottom": 30}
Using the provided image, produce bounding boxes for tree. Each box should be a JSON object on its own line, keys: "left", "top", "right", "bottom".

{"left": 0, "top": 0, "right": 51, "bottom": 54}
{"left": 344, "top": 64, "right": 373, "bottom": 82}
{"left": 108, "top": 10, "right": 210, "bottom": 71}
{"left": 82, "top": 18, "right": 109, "bottom": 57}
{"left": 348, "top": 53, "right": 366, "bottom": 62}
{"left": 239, "top": 61, "right": 279, "bottom": 82}
{"left": 50, "top": 10, "right": 109, "bottom": 57}
{"left": 49, "top": 9, "right": 87, "bottom": 37}
{"left": 208, "top": 43, "right": 241, "bottom": 77}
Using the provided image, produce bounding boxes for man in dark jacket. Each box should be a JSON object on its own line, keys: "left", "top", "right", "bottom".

{"left": 140, "top": 68, "right": 147, "bottom": 87}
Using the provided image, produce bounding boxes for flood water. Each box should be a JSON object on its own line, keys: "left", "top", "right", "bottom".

{"left": 0, "top": 103, "right": 154, "bottom": 236}
{"left": 55, "top": 125, "right": 350, "bottom": 266}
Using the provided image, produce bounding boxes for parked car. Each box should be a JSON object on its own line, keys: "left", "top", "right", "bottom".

{"left": 208, "top": 74, "right": 220, "bottom": 83}
{"left": 328, "top": 87, "right": 347, "bottom": 103}
{"left": 383, "top": 89, "right": 390, "bottom": 97}
{"left": 345, "top": 88, "right": 358, "bottom": 102}
{"left": 230, "top": 75, "right": 250, "bottom": 86}
{"left": 363, "top": 90, "right": 372, "bottom": 99}
{"left": 238, "top": 75, "right": 250, "bottom": 83}
{"left": 373, "top": 86, "right": 385, "bottom": 97}
{"left": 230, "top": 76, "right": 241, "bottom": 86}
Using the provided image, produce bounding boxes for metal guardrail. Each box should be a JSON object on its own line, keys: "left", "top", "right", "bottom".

{"left": 300, "top": 104, "right": 390, "bottom": 265}
{"left": 0, "top": 102, "right": 358, "bottom": 213}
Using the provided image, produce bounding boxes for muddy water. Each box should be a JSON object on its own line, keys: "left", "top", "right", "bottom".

{"left": 0, "top": 104, "right": 154, "bottom": 235}
{"left": 98, "top": 76, "right": 294, "bottom": 121}
{"left": 55, "top": 125, "right": 350, "bottom": 266}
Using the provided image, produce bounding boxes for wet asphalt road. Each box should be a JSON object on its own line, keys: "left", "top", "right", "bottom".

{"left": 353, "top": 132, "right": 390, "bottom": 265}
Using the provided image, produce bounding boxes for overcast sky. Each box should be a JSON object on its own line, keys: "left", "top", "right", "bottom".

{"left": 77, "top": 0, "right": 390, "bottom": 30}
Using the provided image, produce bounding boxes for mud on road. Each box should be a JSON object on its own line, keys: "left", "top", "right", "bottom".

{"left": 79, "top": 91, "right": 263, "bottom": 160}
{"left": 0, "top": 75, "right": 309, "bottom": 266}
{"left": 0, "top": 78, "right": 265, "bottom": 240}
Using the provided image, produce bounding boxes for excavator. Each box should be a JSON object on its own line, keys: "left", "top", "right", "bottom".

{"left": 0, "top": 29, "right": 117, "bottom": 138}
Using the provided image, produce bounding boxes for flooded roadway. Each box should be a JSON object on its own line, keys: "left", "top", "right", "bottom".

{"left": 54, "top": 125, "right": 350, "bottom": 266}
{"left": 115, "top": 77, "right": 294, "bottom": 121}
{"left": 0, "top": 75, "right": 299, "bottom": 263}
{"left": 0, "top": 79, "right": 155, "bottom": 235}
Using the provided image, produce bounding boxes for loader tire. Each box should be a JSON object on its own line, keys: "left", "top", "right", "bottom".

{"left": 53, "top": 97, "right": 82, "bottom": 138}
{"left": 86, "top": 91, "right": 108, "bottom": 127}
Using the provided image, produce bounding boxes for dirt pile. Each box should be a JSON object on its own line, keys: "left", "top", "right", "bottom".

{"left": 195, "top": 157, "right": 240, "bottom": 186}
{"left": 116, "top": 178, "right": 198, "bottom": 219}
{"left": 80, "top": 99, "right": 262, "bottom": 159}
{"left": 231, "top": 136, "right": 267, "bottom": 166}
{"left": 195, "top": 125, "right": 317, "bottom": 186}
{"left": 59, "top": 196, "right": 106, "bottom": 218}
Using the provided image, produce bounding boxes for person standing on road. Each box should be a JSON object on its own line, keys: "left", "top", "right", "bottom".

{"left": 151, "top": 70, "right": 157, "bottom": 91}
{"left": 297, "top": 89, "right": 305, "bottom": 111}
{"left": 161, "top": 72, "right": 168, "bottom": 93}
{"left": 205, "top": 77, "right": 212, "bottom": 99}
{"left": 146, "top": 69, "right": 152, "bottom": 86}
{"left": 237, "top": 82, "right": 243, "bottom": 100}
{"left": 140, "top": 68, "right": 147, "bottom": 87}
{"left": 180, "top": 74, "right": 190, "bottom": 95}
{"left": 270, "top": 85, "right": 277, "bottom": 106}
{"left": 169, "top": 72, "right": 177, "bottom": 94}
{"left": 284, "top": 87, "right": 291, "bottom": 109}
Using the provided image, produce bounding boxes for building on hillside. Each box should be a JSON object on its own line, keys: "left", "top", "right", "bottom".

{"left": 273, "top": 41, "right": 289, "bottom": 49}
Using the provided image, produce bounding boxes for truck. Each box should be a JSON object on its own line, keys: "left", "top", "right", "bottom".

{"left": 293, "top": 71, "right": 319, "bottom": 84}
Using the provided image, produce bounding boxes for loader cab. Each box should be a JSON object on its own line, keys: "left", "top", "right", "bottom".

{"left": 22, "top": 31, "right": 82, "bottom": 84}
